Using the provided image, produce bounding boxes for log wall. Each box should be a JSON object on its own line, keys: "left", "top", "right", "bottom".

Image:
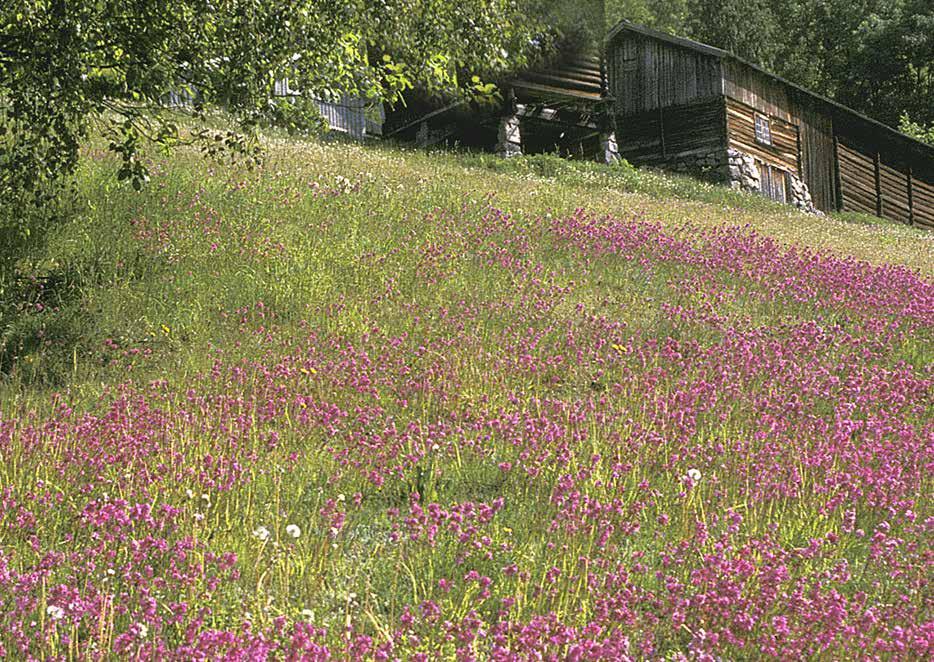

{"left": 795, "top": 102, "right": 837, "bottom": 212}
{"left": 725, "top": 97, "right": 799, "bottom": 175}
{"left": 837, "top": 139, "right": 934, "bottom": 229}
{"left": 616, "top": 98, "right": 726, "bottom": 170}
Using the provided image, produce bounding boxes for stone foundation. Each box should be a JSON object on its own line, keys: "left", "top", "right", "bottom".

{"left": 658, "top": 149, "right": 730, "bottom": 183}
{"left": 727, "top": 148, "right": 762, "bottom": 192}
{"left": 496, "top": 107, "right": 523, "bottom": 158}
{"left": 788, "top": 173, "right": 820, "bottom": 214}
{"left": 726, "top": 147, "right": 821, "bottom": 214}
{"left": 600, "top": 131, "right": 620, "bottom": 165}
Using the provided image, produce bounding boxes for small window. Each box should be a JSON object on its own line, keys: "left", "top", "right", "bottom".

{"left": 755, "top": 114, "right": 772, "bottom": 146}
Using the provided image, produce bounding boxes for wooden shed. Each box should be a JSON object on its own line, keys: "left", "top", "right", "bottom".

{"left": 382, "top": 47, "right": 615, "bottom": 162}
{"left": 606, "top": 21, "right": 934, "bottom": 227}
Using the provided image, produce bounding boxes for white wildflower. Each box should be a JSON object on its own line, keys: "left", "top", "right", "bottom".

{"left": 138, "top": 623, "right": 149, "bottom": 638}
{"left": 285, "top": 524, "right": 302, "bottom": 539}
{"left": 687, "top": 468, "right": 702, "bottom": 482}
{"left": 46, "top": 605, "right": 64, "bottom": 621}
{"left": 301, "top": 608, "right": 314, "bottom": 621}
{"left": 252, "top": 525, "right": 271, "bottom": 542}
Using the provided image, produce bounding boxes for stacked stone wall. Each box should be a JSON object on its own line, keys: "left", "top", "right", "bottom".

{"left": 726, "top": 147, "right": 820, "bottom": 215}
{"left": 656, "top": 149, "right": 730, "bottom": 184}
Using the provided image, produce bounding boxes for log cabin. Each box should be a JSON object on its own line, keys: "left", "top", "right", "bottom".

{"left": 605, "top": 21, "right": 934, "bottom": 227}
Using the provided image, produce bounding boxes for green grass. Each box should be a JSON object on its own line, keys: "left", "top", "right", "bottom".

{"left": 2, "top": 134, "right": 927, "bottom": 396}
{"left": 0, "top": 129, "right": 930, "bottom": 658}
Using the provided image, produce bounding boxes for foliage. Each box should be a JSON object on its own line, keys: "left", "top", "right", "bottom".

{"left": 0, "top": 0, "right": 549, "bottom": 217}
{"left": 838, "top": 0, "right": 934, "bottom": 128}
{"left": 605, "top": 0, "right": 687, "bottom": 34}
{"left": 898, "top": 112, "right": 934, "bottom": 146}
{"left": 683, "top": 0, "right": 780, "bottom": 71}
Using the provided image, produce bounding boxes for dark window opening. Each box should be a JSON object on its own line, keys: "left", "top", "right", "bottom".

{"left": 755, "top": 114, "right": 772, "bottom": 146}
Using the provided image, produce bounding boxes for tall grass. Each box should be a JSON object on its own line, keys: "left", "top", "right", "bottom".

{"left": 0, "top": 134, "right": 930, "bottom": 659}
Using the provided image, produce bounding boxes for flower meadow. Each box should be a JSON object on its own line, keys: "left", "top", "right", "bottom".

{"left": 0, "top": 140, "right": 932, "bottom": 660}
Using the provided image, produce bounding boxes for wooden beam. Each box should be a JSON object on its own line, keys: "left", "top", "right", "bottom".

{"left": 873, "top": 152, "right": 882, "bottom": 217}
{"left": 832, "top": 134, "right": 843, "bottom": 211}
{"left": 907, "top": 168, "right": 914, "bottom": 226}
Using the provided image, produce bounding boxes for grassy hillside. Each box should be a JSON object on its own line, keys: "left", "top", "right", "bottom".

{"left": 0, "top": 135, "right": 931, "bottom": 658}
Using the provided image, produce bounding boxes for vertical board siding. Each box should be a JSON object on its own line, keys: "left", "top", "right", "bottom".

{"left": 313, "top": 96, "right": 368, "bottom": 140}
{"left": 608, "top": 34, "right": 722, "bottom": 116}
{"left": 167, "top": 78, "right": 372, "bottom": 139}
{"left": 796, "top": 102, "right": 836, "bottom": 212}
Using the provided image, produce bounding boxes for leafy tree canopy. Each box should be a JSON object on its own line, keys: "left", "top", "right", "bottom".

{"left": 0, "top": 0, "right": 551, "bottom": 211}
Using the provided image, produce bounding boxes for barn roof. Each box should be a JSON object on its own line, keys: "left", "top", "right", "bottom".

{"left": 606, "top": 20, "right": 934, "bottom": 166}
{"left": 508, "top": 51, "right": 606, "bottom": 104}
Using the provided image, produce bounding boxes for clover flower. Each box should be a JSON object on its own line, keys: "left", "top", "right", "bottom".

{"left": 687, "top": 468, "right": 702, "bottom": 482}
{"left": 286, "top": 524, "right": 302, "bottom": 539}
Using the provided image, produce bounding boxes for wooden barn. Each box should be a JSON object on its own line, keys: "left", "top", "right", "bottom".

{"left": 605, "top": 21, "right": 934, "bottom": 227}
{"left": 380, "top": 20, "right": 934, "bottom": 228}
{"left": 381, "top": 47, "right": 616, "bottom": 162}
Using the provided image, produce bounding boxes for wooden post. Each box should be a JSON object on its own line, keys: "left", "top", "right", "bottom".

{"left": 873, "top": 152, "right": 882, "bottom": 218}
{"left": 832, "top": 135, "right": 843, "bottom": 211}
{"left": 658, "top": 106, "right": 666, "bottom": 160}
{"left": 795, "top": 124, "right": 802, "bottom": 178}
{"left": 907, "top": 168, "right": 914, "bottom": 226}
